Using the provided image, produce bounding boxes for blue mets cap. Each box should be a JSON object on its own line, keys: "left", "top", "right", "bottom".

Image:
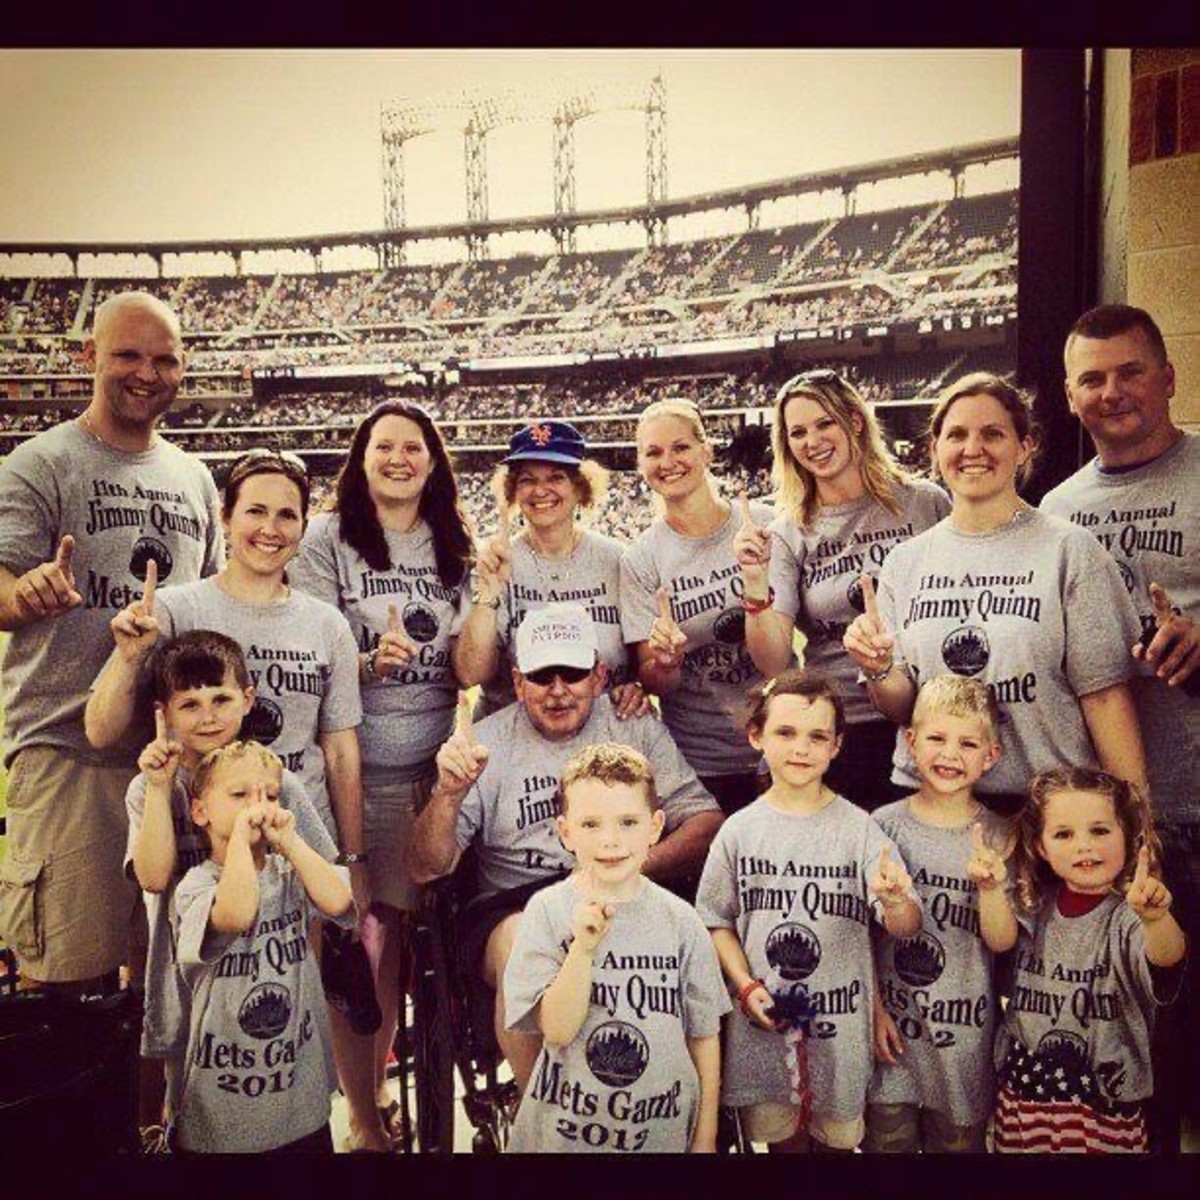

{"left": 503, "top": 420, "right": 588, "bottom": 466}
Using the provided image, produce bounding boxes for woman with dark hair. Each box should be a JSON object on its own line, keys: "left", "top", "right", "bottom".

{"left": 453, "top": 418, "right": 648, "bottom": 720}
{"left": 736, "top": 369, "right": 949, "bottom": 811}
{"left": 290, "top": 399, "right": 472, "bottom": 1148}
{"left": 843, "top": 372, "right": 1148, "bottom": 814}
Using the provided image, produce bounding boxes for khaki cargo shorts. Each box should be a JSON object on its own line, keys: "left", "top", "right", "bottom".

{"left": 0, "top": 747, "right": 141, "bottom": 983}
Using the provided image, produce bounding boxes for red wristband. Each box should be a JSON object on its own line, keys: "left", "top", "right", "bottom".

{"left": 742, "top": 588, "right": 775, "bottom": 616}
{"left": 736, "top": 978, "right": 767, "bottom": 1013}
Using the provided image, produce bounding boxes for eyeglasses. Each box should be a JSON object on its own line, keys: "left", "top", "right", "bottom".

{"left": 523, "top": 664, "right": 594, "bottom": 687}
{"left": 228, "top": 448, "right": 309, "bottom": 487}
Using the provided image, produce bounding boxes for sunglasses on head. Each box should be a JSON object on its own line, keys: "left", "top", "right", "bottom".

{"left": 523, "top": 664, "right": 593, "bottom": 687}
{"left": 783, "top": 368, "right": 842, "bottom": 391}
{"left": 228, "top": 447, "right": 309, "bottom": 486}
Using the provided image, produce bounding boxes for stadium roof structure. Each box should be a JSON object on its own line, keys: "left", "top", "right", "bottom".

{"left": 0, "top": 136, "right": 1018, "bottom": 264}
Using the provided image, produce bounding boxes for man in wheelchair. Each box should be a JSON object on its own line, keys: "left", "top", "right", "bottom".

{"left": 409, "top": 603, "right": 724, "bottom": 1094}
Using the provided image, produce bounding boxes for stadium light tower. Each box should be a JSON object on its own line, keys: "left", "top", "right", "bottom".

{"left": 552, "top": 89, "right": 601, "bottom": 255}
{"left": 380, "top": 99, "right": 441, "bottom": 267}
{"left": 645, "top": 74, "right": 668, "bottom": 247}
{"left": 458, "top": 91, "right": 524, "bottom": 260}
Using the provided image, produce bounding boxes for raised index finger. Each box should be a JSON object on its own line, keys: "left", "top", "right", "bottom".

{"left": 860, "top": 574, "right": 880, "bottom": 623}
{"left": 142, "top": 557, "right": 157, "bottom": 610}
{"left": 656, "top": 586, "right": 673, "bottom": 623}
{"left": 739, "top": 489, "right": 755, "bottom": 528}
{"left": 878, "top": 845, "right": 892, "bottom": 874}
{"left": 1149, "top": 582, "right": 1175, "bottom": 624}
{"left": 154, "top": 703, "right": 168, "bottom": 743}
{"left": 455, "top": 692, "right": 474, "bottom": 740}
{"left": 971, "top": 822, "right": 985, "bottom": 854}
{"left": 1133, "top": 843, "right": 1151, "bottom": 887}
{"left": 54, "top": 534, "right": 76, "bottom": 571}
{"left": 387, "top": 603, "right": 402, "bottom": 633}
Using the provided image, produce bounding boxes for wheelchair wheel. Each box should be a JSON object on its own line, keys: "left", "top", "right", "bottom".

{"left": 410, "top": 914, "right": 458, "bottom": 1153}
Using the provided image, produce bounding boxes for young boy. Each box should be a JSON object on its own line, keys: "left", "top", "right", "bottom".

{"left": 696, "top": 671, "right": 922, "bottom": 1154}
{"left": 125, "top": 631, "right": 335, "bottom": 1148}
{"left": 865, "top": 674, "right": 1013, "bottom": 1153}
{"left": 173, "top": 741, "right": 354, "bottom": 1154}
{"left": 503, "top": 743, "right": 729, "bottom": 1153}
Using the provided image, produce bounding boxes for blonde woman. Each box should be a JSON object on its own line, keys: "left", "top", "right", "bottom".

{"left": 620, "top": 399, "right": 772, "bottom": 815}
{"left": 736, "top": 369, "right": 949, "bottom": 810}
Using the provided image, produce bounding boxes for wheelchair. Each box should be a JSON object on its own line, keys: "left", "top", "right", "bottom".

{"left": 403, "top": 854, "right": 753, "bottom": 1155}
{"left": 405, "top": 851, "right": 524, "bottom": 1154}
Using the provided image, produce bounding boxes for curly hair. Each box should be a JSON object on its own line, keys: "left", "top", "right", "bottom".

{"left": 491, "top": 457, "right": 610, "bottom": 519}
{"left": 333, "top": 400, "right": 472, "bottom": 589}
{"left": 771, "top": 370, "right": 914, "bottom": 529}
{"left": 1011, "top": 766, "right": 1160, "bottom": 915}
{"left": 192, "top": 739, "right": 283, "bottom": 800}
{"left": 557, "top": 742, "right": 660, "bottom": 816}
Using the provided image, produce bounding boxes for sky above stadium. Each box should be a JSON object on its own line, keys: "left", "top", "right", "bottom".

{"left": 0, "top": 49, "right": 1020, "bottom": 262}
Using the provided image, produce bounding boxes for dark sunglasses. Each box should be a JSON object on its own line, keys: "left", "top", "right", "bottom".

{"left": 228, "top": 447, "right": 309, "bottom": 486}
{"left": 523, "top": 664, "right": 593, "bottom": 687}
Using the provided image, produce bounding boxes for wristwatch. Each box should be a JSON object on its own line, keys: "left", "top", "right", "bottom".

{"left": 336, "top": 851, "right": 369, "bottom": 865}
{"left": 470, "top": 590, "right": 501, "bottom": 610}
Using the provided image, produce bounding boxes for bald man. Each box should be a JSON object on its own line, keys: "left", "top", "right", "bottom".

{"left": 0, "top": 291, "right": 223, "bottom": 992}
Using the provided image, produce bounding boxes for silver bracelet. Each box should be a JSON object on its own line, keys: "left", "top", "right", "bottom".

{"left": 862, "top": 658, "right": 901, "bottom": 684}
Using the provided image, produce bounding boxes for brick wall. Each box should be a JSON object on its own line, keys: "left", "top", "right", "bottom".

{"left": 1127, "top": 49, "right": 1200, "bottom": 429}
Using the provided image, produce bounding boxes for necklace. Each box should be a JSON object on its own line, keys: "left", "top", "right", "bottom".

{"left": 525, "top": 527, "right": 580, "bottom": 588}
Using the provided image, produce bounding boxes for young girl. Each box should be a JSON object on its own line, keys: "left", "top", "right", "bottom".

{"left": 865, "top": 674, "right": 1012, "bottom": 1153}
{"left": 695, "top": 670, "right": 922, "bottom": 1152}
{"left": 991, "top": 766, "right": 1186, "bottom": 1154}
{"left": 503, "top": 743, "right": 728, "bottom": 1153}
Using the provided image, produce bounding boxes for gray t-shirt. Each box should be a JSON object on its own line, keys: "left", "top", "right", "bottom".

{"left": 173, "top": 853, "right": 354, "bottom": 1153}
{"left": 290, "top": 511, "right": 466, "bottom": 781}
{"left": 124, "top": 766, "right": 336, "bottom": 1059}
{"left": 1040, "top": 434, "right": 1199, "bottom": 825}
{"left": 996, "top": 892, "right": 1177, "bottom": 1106}
{"left": 770, "top": 480, "right": 950, "bottom": 725}
{"left": 868, "top": 800, "right": 1012, "bottom": 1124}
{"left": 695, "top": 794, "right": 916, "bottom": 1119}
{"left": 456, "top": 528, "right": 630, "bottom": 718}
{"left": 0, "top": 421, "right": 222, "bottom": 767}
{"left": 620, "top": 504, "right": 775, "bottom": 777}
{"left": 505, "top": 875, "right": 730, "bottom": 1154}
{"left": 142, "top": 578, "right": 363, "bottom": 836}
{"left": 454, "top": 695, "right": 722, "bottom": 899}
{"left": 877, "top": 509, "right": 1142, "bottom": 795}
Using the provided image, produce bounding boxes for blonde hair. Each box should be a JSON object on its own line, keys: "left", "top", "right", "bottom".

{"left": 771, "top": 371, "right": 913, "bottom": 529}
{"left": 910, "top": 674, "right": 1000, "bottom": 744}
{"left": 192, "top": 740, "right": 283, "bottom": 798}
{"left": 635, "top": 398, "right": 720, "bottom": 515}
{"left": 1012, "top": 766, "right": 1159, "bottom": 914}
{"left": 557, "top": 742, "right": 660, "bottom": 815}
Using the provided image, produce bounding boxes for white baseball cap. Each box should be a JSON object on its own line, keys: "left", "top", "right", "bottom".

{"left": 515, "top": 603, "right": 598, "bottom": 676}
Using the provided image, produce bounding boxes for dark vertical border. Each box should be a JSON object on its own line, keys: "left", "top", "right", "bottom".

{"left": 1017, "top": 49, "right": 1091, "bottom": 500}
